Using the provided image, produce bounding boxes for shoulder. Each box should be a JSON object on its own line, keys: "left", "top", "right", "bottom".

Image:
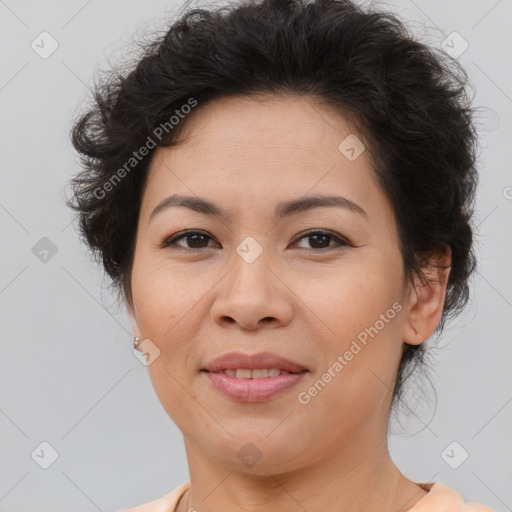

{"left": 118, "top": 481, "right": 190, "bottom": 512}
{"left": 409, "top": 481, "right": 496, "bottom": 512}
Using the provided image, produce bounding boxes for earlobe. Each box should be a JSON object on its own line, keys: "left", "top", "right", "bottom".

{"left": 127, "top": 302, "right": 141, "bottom": 340}
{"left": 402, "top": 245, "right": 452, "bottom": 346}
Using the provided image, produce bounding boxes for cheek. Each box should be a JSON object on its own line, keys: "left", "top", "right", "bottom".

{"left": 299, "top": 260, "right": 405, "bottom": 397}
{"left": 131, "top": 258, "right": 208, "bottom": 430}
{"left": 130, "top": 253, "right": 212, "bottom": 343}
{"left": 297, "top": 259, "right": 403, "bottom": 344}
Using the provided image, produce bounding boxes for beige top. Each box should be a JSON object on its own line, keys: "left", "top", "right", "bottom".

{"left": 119, "top": 480, "right": 496, "bottom": 511}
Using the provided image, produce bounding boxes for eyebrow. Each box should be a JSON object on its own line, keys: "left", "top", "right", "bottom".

{"left": 149, "top": 193, "right": 368, "bottom": 223}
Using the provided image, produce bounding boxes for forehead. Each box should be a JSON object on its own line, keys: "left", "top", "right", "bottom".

{"left": 170, "top": 93, "right": 360, "bottom": 157}
{"left": 140, "top": 93, "right": 391, "bottom": 226}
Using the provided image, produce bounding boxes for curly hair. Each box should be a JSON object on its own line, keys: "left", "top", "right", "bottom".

{"left": 66, "top": 0, "right": 479, "bottom": 415}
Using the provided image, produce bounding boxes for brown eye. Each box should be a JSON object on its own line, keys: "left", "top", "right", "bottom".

{"left": 293, "top": 230, "right": 351, "bottom": 251}
{"left": 161, "top": 229, "right": 352, "bottom": 252}
{"left": 161, "top": 230, "right": 215, "bottom": 249}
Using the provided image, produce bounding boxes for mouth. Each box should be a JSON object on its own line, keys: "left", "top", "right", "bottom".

{"left": 201, "top": 369, "right": 308, "bottom": 402}
{"left": 201, "top": 350, "right": 308, "bottom": 374}
{"left": 202, "top": 368, "right": 305, "bottom": 379}
{"left": 200, "top": 351, "right": 308, "bottom": 402}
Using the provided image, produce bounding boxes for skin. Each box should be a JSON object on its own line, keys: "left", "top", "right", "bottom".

{"left": 128, "top": 94, "right": 451, "bottom": 512}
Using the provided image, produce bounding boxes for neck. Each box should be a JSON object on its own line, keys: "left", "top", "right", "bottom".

{"left": 178, "top": 430, "right": 427, "bottom": 512}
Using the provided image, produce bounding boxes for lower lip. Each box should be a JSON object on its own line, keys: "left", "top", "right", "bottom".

{"left": 202, "top": 371, "right": 307, "bottom": 402}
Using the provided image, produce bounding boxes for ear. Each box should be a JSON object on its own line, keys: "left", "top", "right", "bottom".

{"left": 402, "top": 244, "right": 452, "bottom": 346}
{"left": 126, "top": 299, "right": 142, "bottom": 342}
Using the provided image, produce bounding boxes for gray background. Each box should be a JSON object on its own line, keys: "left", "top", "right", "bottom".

{"left": 0, "top": 0, "right": 511, "bottom": 511}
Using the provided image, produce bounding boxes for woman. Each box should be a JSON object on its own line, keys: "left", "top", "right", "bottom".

{"left": 67, "top": 0, "right": 495, "bottom": 510}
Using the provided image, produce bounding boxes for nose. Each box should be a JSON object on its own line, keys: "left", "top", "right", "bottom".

{"left": 210, "top": 249, "right": 293, "bottom": 331}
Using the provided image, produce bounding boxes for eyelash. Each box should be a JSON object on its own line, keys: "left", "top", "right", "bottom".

{"left": 160, "top": 229, "right": 352, "bottom": 252}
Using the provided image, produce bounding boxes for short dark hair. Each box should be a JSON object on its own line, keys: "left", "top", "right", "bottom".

{"left": 66, "top": 0, "right": 479, "bottom": 414}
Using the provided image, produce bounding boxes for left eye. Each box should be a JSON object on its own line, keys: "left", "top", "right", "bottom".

{"left": 294, "top": 230, "right": 350, "bottom": 250}
{"left": 161, "top": 229, "right": 351, "bottom": 251}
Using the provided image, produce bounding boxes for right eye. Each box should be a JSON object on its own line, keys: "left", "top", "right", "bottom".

{"left": 160, "top": 230, "right": 217, "bottom": 250}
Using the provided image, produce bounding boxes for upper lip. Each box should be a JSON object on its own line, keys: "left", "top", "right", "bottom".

{"left": 202, "top": 351, "right": 308, "bottom": 373}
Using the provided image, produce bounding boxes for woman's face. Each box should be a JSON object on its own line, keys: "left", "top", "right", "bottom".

{"left": 128, "top": 94, "right": 440, "bottom": 474}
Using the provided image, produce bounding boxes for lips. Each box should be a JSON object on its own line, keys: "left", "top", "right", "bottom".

{"left": 201, "top": 351, "right": 308, "bottom": 374}
{"left": 201, "top": 351, "right": 309, "bottom": 402}
{"left": 204, "top": 371, "right": 307, "bottom": 402}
